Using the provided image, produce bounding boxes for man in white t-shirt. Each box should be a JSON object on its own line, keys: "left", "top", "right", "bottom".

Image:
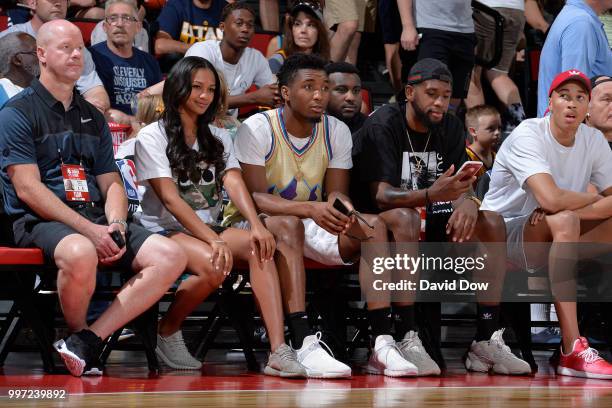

{"left": 146, "top": 3, "right": 279, "bottom": 117}
{"left": 224, "top": 53, "right": 421, "bottom": 379}
{"left": 482, "top": 70, "right": 612, "bottom": 379}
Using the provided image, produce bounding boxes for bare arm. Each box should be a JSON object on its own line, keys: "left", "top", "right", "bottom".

{"left": 526, "top": 173, "right": 600, "bottom": 213}
{"left": 397, "top": 0, "right": 419, "bottom": 50}
{"left": 227, "top": 85, "right": 280, "bottom": 109}
{"left": 82, "top": 85, "right": 110, "bottom": 113}
{"left": 105, "top": 109, "right": 135, "bottom": 125}
{"left": 240, "top": 162, "right": 315, "bottom": 217}
{"left": 525, "top": 0, "right": 550, "bottom": 33}
{"left": 371, "top": 181, "right": 428, "bottom": 211}
{"left": 154, "top": 31, "right": 189, "bottom": 56}
{"left": 8, "top": 164, "right": 123, "bottom": 260}
{"left": 96, "top": 172, "right": 128, "bottom": 225}
{"left": 142, "top": 80, "right": 165, "bottom": 96}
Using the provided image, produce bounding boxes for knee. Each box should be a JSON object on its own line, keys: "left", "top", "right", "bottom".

{"left": 385, "top": 208, "right": 421, "bottom": 241}
{"left": 269, "top": 216, "right": 304, "bottom": 248}
{"left": 477, "top": 211, "right": 506, "bottom": 241}
{"left": 547, "top": 210, "right": 580, "bottom": 239}
{"left": 368, "top": 215, "right": 388, "bottom": 239}
{"left": 153, "top": 239, "right": 187, "bottom": 284}
{"left": 55, "top": 238, "right": 97, "bottom": 284}
{"left": 336, "top": 20, "right": 359, "bottom": 35}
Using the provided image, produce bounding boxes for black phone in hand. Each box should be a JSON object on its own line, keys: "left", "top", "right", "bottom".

{"left": 332, "top": 198, "right": 351, "bottom": 216}
{"left": 110, "top": 230, "right": 125, "bottom": 249}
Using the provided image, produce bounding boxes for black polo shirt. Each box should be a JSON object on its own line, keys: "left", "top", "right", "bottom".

{"left": 0, "top": 78, "right": 117, "bottom": 217}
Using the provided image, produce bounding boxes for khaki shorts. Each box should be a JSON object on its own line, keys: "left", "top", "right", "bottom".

{"left": 324, "top": 0, "right": 367, "bottom": 31}
{"left": 474, "top": 7, "right": 525, "bottom": 73}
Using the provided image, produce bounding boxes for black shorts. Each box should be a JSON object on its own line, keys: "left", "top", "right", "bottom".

{"left": 12, "top": 205, "right": 153, "bottom": 271}
{"left": 417, "top": 28, "right": 476, "bottom": 99}
{"left": 378, "top": 0, "right": 402, "bottom": 44}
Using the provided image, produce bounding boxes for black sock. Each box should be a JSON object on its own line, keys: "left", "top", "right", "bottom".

{"left": 368, "top": 307, "right": 392, "bottom": 340}
{"left": 476, "top": 304, "right": 501, "bottom": 341}
{"left": 287, "top": 312, "right": 311, "bottom": 349}
{"left": 393, "top": 305, "right": 417, "bottom": 340}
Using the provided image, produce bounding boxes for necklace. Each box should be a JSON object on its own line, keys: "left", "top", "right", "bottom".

{"left": 405, "top": 129, "right": 432, "bottom": 189}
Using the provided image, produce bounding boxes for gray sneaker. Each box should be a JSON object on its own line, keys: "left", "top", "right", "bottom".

{"left": 264, "top": 343, "right": 307, "bottom": 378}
{"left": 397, "top": 331, "right": 441, "bottom": 376}
{"left": 156, "top": 331, "right": 202, "bottom": 370}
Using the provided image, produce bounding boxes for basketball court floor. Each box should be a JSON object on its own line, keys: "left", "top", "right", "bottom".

{"left": 2, "top": 349, "right": 612, "bottom": 407}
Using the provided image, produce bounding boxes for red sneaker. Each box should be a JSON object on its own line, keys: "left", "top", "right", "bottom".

{"left": 557, "top": 337, "right": 612, "bottom": 379}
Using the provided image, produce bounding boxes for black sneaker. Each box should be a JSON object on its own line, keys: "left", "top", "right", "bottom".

{"left": 53, "top": 329, "right": 103, "bottom": 377}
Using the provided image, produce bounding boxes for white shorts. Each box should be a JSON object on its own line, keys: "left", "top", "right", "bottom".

{"left": 232, "top": 217, "right": 351, "bottom": 266}
{"left": 505, "top": 214, "right": 535, "bottom": 272}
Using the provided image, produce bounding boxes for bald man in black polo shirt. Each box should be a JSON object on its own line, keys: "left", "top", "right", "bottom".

{"left": 0, "top": 20, "right": 186, "bottom": 377}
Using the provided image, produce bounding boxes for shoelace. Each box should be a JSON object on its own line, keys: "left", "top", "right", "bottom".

{"left": 490, "top": 329, "right": 512, "bottom": 354}
{"left": 310, "top": 332, "right": 336, "bottom": 359}
{"left": 578, "top": 347, "right": 603, "bottom": 364}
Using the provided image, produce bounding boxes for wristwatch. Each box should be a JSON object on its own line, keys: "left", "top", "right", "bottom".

{"left": 110, "top": 219, "right": 128, "bottom": 231}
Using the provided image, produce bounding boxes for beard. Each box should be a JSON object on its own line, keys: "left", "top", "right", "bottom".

{"left": 411, "top": 99, "right": 443, "bottom": 132}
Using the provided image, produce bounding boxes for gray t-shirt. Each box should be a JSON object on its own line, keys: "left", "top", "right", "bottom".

{"left": 0, "top": 22, "right": 103, "bottom": 94}
{"left": 415, "top": 0, "right": 474, "bottom": 33}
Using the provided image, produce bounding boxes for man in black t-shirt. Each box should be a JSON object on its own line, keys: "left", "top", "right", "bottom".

{"left": 354, "top": 59, "right": 531, "bottom": 375}
{"left": 325, "top": 62, "right": 367, "bottom": 134}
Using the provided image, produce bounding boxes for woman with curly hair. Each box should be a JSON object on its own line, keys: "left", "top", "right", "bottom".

{"left": 134, "top": 56, "right": 306, "bottom": 377}
{"left": 267, "top": 1, "right": 330, "bottom": 74}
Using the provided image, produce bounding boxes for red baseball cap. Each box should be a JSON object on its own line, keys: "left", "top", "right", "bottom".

{"left": 548, "top": 69, "right": 592, "bottom": 97}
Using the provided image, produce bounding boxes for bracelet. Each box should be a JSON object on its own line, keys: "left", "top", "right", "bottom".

{"left": 110, "top": 219, "right": 128, "bottom": 230}
{"left": 465, "top": 195, "right": 482, "bottom": 208}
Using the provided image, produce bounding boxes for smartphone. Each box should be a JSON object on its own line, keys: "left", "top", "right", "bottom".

{"left": 456, "top": 161, "right": 483, "bottom": 182}
{"left": 332, "top": 198, "right": 351, "bottom": 216}
{"left": 110, "top": 230, "right": 126, "bottom": 249}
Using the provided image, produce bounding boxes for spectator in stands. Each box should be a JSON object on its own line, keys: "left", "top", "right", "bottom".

{"left": 377, "top": 0, "right": 403, "bottom": 94}
{"left": 537, "top": 0, "right": 612, "bottom": 117}
{"left": 268, "top": 1, "right": 330, "bottom": 75}
{"left": 325, "top": 0, "right": 365, "bottom": 64}
{"left": 465, "top": 104, "right": 501, "bottom": 188}
{"left": 587, "top": 75, "right": 612, "bottom": 147}
{"left": 154, "top": 0, "right": 227, "bottom": 60}
{"left": 91, "top": 1, "right": 149, "bottom": 53}
{"left": 67, "top": 0, "right": 105, "bottom": 20}
{"left": 0, "top": 0, "right": 111, "bottom": 112}
{"left": 225, "top": 53, "right": 412, "bottom": 379}
{"left": 0, "top": 32, "right": 39, "bottom": 106}
{"left": 397, "top": 0, "right": 476, "bottom": 110}
{"left": 355, "top": 59, "right": 531, "bottom": 376}
{"left": 325, "top": 62, "right": 366, "bottom": 133}
{"left": 134, "top": 57, "right": 306, "bottom": 377}
{"left": 184, "top": 2, "right": 278, "bottom": 115}
{"left": 467, "top": 1, "right": 527, "bottom": 140}
{"left": 90, "top": 0, "right": 162, "bottom": 124}
{"left": 0, "top": 20, "right": 186, "bottom": 377}
{"left": 481, "top": 69, "right": 612, "bottom": 379}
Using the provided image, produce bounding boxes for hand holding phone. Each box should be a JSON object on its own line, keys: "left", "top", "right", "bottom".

{"left": 110, "top": 230, "right": 126, "bottom": 249}
{"left": 456, "top": 161, "right": 483, "bottom": 182}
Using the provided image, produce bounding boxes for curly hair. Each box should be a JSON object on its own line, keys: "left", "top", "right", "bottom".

{"left": 161, "top": 56, "right": 226, "bottom": 192}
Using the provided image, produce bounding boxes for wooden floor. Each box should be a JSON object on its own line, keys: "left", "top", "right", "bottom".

{"left": 1, "top": 350, "right": 612, "bottom": 407}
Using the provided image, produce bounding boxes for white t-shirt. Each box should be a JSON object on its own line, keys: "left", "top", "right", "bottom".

{"left": 185, "top": 40, "right": 274, "bottom": 116}
{"left": 0, "top": 78, "right": 23, "bottom": 99}
{"left": 477, "top": 0, "right": 524, "bottom": 10}
{"left": 234, "top": 112, "right": 353, "bottom": 169}
{"left": 481, "top": 117, "right": 612, "bottom": 220}
{"left": 134, "top": 120, "right": 240, "bottom": 232}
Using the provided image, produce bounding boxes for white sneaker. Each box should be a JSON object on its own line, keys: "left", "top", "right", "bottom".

{"left": 295, "top": 332, "right": 351, "bottom": 378}
{"left": 365, "top": 335, "right": 418, "bottom": 377}
{"left": 156, "top": 331, "right": 202, "bottom": 370}
{"left": 464, "top": 328, "right": 531, "bottom": 375}
{"left": 397, "top": 331, "right": 441, "bottom": 376}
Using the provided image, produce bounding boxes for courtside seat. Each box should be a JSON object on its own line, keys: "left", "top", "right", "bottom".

{"left": 69, "top": 18, "right": 98, "bottom": 47}
{"left": 0, "top": 247, "right": 44, "bottom": 265}
{"left": 0, "top": 15, "right": 8, "bottom": 31}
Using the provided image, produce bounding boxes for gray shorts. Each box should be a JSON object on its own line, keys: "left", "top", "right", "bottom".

{"left": 505, "top": 214, "right": 537, "bottom": 272}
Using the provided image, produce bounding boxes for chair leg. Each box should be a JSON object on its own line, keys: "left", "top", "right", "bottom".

{"left": 100, "top": 328, "right": 122, "bottom": 364}
{"left": 0, "top": 302, "right": 20, "bottom": 366}
{"left": 504, "top": 302, "right": 538, "bottom": 373}
{"left": 132, "top": 304, "right": 159, "bottom": 374}
{"left": 224, "top": 292, "right": 258, "bottom": 371}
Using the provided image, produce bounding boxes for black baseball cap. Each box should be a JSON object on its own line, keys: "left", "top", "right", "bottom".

{"left": 406, "top": 58, "right": 453, "bottom": 86}
{"left": 290, "top": 1, "right": 323, "bottom": 21}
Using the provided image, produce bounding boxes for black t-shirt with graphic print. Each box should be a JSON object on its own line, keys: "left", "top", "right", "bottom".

{"left": 353, "top": 102, "right": 468, "bottom": 239}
